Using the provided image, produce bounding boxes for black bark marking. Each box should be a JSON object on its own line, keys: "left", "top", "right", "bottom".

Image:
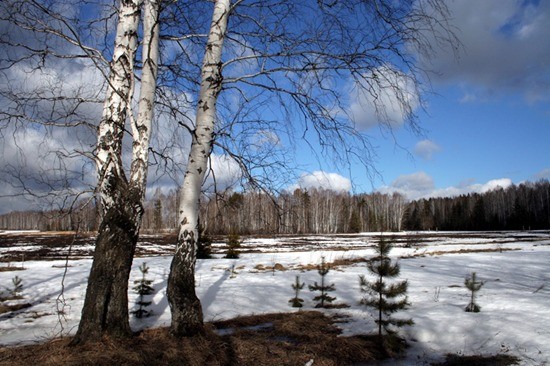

{"left": 72, "top": 181, "right": 142, "bottom": 345}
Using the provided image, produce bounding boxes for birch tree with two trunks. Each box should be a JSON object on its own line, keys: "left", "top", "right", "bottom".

{"left": 1, "top": 0, "right": 160, "bottom": 342}
{"left": 73, "top": 0, "right": 161, "bottom": 344}
{"left": 167, "top": 0, "right": 458, "bottom": 336}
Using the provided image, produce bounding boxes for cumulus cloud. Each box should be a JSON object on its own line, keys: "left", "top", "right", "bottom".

{"left": 414, "top": 140, "right": 441, "bottom": 160}
{"left": 202, "top": 154, "right": 243, "bottom": 192}
{"left": 534, "top": 168, "right": 550, "bottom": 180}
{"left": 378, "top": 172, "right": 513, "bottom": 200}
{"left": 251, "top": 130, "right": 281, "bottom": 148}
{"left": 349, "top": 66, "right": 419, "bottom": 129}
{"left": 289, "top": 171, "right": 351, "bottom": 192}
{"left": 0, "top": 57, "right": 104, "bottom": 213}
{"left": 0, "top": 125, "right": 97, "bottom": 213}
{"left": 420, "top": 0, "right": 550, "bottom": 102}
{"left": 378, "top": 172, "right": 434, "bottom": 200}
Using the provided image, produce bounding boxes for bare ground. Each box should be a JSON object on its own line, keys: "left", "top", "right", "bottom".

{"left": 2, "top": 230, "right": 548, "bottom": 262}
{"left": 0, "top": 311, "right": 380, "bottom": 366}
{"left": 0, "top": 310, "right": 520, "bottom": 366}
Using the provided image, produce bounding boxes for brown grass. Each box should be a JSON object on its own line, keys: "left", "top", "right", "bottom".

{"left": 253, "top": 263, "right": 287, "bottom": 272}
{"left": 0, "top": 266, "right": 26, "bottom": 272}
{"left": 0, "top": 302, "right": 31, "bottom": 315}
{"left": 0, "top": 311, "right": 381, "bottom": 366}
{"left": 433, "top": 353, "right": 520, "bottom": 366}
{"left": 402, "top": 247, "right": 520, "bottom": 259}
{"left": 293, "top": 257, "right": 368, "bottom": 272}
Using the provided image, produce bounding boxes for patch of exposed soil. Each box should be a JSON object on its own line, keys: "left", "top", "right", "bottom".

{"left": 0, "top": 311, "right": 382, "bottom": 366}
{"left": 433, "top": 353, "right": 520, "bottom": 366}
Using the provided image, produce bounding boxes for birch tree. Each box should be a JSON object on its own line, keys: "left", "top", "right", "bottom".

{"left": 1, "top": 0, "right": 162, "bottom": 344}
{"left": 73, "top": 0, "right": 160, "bottom": 343}
{"left": 166, "top": 0, "right": 457, "bottom": 336}
{"left": 167, "top": 0, "right": 231, "bottom": 336}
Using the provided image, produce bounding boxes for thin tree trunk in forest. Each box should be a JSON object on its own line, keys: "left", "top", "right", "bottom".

{"left": 73, "top": 0, "right": 159, "bottom": 344}
{"left": 167, "top": 0, "right": 230, "bottom": 337}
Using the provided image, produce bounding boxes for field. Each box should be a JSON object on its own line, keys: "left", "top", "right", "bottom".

{"left": 1, "top": 230, "right": 549, "bottom": 365}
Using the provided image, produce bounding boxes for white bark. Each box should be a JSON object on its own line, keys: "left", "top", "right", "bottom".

{"left": 167, "top": 0, "right": 231, "bottom": 336}
{"left": 177, "top": 0, "right": 230, "bottom": 255}
{"left": 96, "top": 0, "right": 142, "bottom": 212}
{"left": 74, "top": 0, "right": 160, "bottom": 343}
{"left": 130, "top": 0, "right": 159, "bottom": 195}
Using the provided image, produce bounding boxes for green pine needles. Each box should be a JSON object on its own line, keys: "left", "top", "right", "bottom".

{"left": 359, "top": 238, "right": 413, "bottom": 341}
{"left": 465, "top": 272, "right": 484, "bottom": 312}
{"left": 309, "top": 256, "right": 336, "bottom": 308}
{"left": 225, "top": 233, "right": 241, "bottom": 259}
{"left": 289, "top": 275, "right": 305, "bottom": 308}
{"left": 197, "top": 229, "right": 213, "bottom": 259}
{"left": 131, "top": 262, "right": 155, "bottom": 319}
{"left": 11, "top": 275, "right": 23, "bottom": 297}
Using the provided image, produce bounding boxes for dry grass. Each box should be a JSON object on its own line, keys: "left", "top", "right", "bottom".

{"left": 0, "top": 311, "right": 380, "bottom": 366}
{"left": 253, "top": 263, "right": 287, "bottom": 272}
{"left": 0, "top": 302, "right": 31, "bottom": 315}
{"left": 0, "top": 266, "right": 25, "bottom": 272}
{"left": 212, "top": 311, "right": 377, "bottom": 365}
{"left": 433, "top": 353, "right": 520, "bottom": 366}
{"left": 402, "top": 247, "right": 520, "bottom": 259}
{"left": 293, "top": 257, "right": 368, "bottom": 272}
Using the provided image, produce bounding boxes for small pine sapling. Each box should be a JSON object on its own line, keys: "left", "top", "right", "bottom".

{"left": 309, "top": 256, "right": 336, "bottom": 308}
{"left": 359, "top": 238, "right": 413, "bottom": 344}
{"left": 464, "top": 272, "right": 483, "bottom": 313}
{"left": 11, "top": 275, "right": 23, "bottom": 298}
{"left": 131, "top": 262, "right": 155, "bottom": 318}
{"left": 197, "top": 229, "right": 213, "bottom": 259}
{"left": 225, "top": 233, "right": 241, "bottom": 259}
{"left": 289, "top": 275, "right": 305, "bottom": 308}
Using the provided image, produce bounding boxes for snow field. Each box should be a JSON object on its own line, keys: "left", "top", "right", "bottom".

{"left": 0, "top": 234, "right": 549, "bottom": 365}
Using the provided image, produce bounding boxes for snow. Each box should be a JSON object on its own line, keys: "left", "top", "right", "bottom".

{"left": 1, "top": 231, "right": 549, "bottom": 365}
{"left": 0, "top": 231, "right": 41, "bottom": 235}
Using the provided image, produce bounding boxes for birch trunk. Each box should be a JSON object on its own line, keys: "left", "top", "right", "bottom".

{"left": 73, "top": 0, "right": 159, "bottom": 344}
{"left": 167, "top": 0, "right": 230, "bottom": 336}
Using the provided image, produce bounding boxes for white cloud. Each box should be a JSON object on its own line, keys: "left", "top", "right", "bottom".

{"left": 252, "top": 130, "right": 281, "bottom": 147}
{"left": 349, "top": 65, "right": 419, "bottom": 130}
{"left": 378, "top": 172, "right": 434, "bottom": 200}
{"left": 289, "top": 171, "right": 351, "bottom": 192}
{"left": 419, "top": 0, "right": 550, "bottom": 102}
{"left": 475, "top": 178, "right": 513, "bottom": 193}
{"left": 202, "top": 154, "right": 243, "bottom": 192}
{"left": 414, "top": 140, "right": 441, "bottom": 160}
{"left": 459, "top": 92, "right": 477, "bottom": 104}
{"left": 378, "top": 172, "right": 513, "bottom": 200}
{"left": 534, "top": 168, "right": 550, "bottom": 180}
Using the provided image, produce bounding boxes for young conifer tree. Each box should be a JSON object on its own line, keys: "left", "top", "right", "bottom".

{"left": 197, "top": 227, "right": 213, "bottom": 259}
{"left": 224, "top": 233, "right": 241, "bottom": 259}
{"left": 289, "top": 275, "right": 305, "bottom": 308}
{"left": 464, "top": 272, "right": 483, "bottom": 312}
{"left": 359, "top": 237, "right": 412, "bottom": 342}
{"left": 309, "top": 256, "right": 336, "bottom": 308}
{"left": 131, "top": 262, "right": 155, "bottom": 319}
{"left": 11, "top": 276, "right": 23, "bottom": 297}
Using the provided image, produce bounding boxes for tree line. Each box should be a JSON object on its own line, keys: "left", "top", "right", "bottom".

{"left": 404, "top": 180, "right": 550, "bottom": 231}
{"left": 2, "top": 179, "right": 549, "bottom": 233}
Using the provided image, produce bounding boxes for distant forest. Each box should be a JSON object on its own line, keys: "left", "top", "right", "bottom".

{"left": 1, "top": 180, "right": 549, "bottom": 234}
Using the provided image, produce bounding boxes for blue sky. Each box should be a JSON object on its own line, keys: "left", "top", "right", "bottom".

{"left": 1, "top": 0, "right": 549, "bottom": 214}
{"left": 292, "top": 0, "right": 550, "bottom": 200}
